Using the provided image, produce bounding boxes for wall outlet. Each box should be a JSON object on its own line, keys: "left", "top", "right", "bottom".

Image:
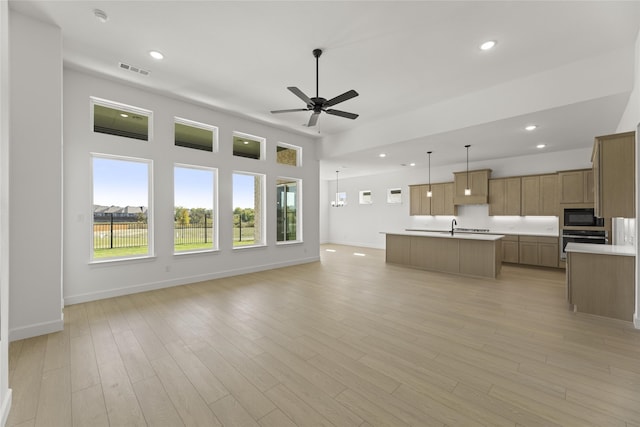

{"left": 165, "top": 265, "right": 171, "bottom": 273}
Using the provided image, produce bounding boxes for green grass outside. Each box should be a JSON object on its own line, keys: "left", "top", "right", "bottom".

{"left": 93, "top": 246, "right": 149, "bottom": 259}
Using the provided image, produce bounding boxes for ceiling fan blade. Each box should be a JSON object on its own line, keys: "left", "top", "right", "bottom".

{"left": 324, "top": 89, "right": 359, "bottom": 107}
{"left": 271, "top": 108, "right": 309, "bottom": 114}
{"left": 287, "top": 87, "right": 313, "bottom": 106}
{"left": 325, "top": 109, "right": 359, "bottom": 120}
{"left": 308, "top": 112, "right": 320, "bottom": 127}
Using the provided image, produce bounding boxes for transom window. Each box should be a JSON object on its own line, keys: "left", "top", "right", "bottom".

{"left": 233, "top": 132, "right": 264, "bottom": 160}
{"left": 174, "top": 117, "right": 218, "bottom": 152}
{"left": 276, "top": 143, "right": 301, "bottom": 167}
{"left": 91, "top": 97, "right": 152, "bottom": 141}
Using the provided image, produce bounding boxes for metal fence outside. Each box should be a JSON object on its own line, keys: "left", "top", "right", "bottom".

{"left": 93, "top": 221, "right": 214, "bottom": 250}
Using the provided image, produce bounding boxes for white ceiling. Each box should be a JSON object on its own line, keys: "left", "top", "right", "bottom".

{"left": 10, "top": 1, "right": 640, "bottom": 179}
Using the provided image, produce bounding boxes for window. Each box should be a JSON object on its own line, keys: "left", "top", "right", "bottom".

{"left": 277, "top": 178, "right": 301, "bottom": 243}
{"left": 359, "top": 190, "right": 372, "bottom": 204}
{"left": 174, "top": 165, "right": 217, "bottom": 253}
{"left": 276, "top": 143, "right": 301, "bottom": 167}
{"left": 232, "top": 172, "right": 265, "bottom": 247}
{"left": 91, "top": 97, "right": 152, "bottom": 141}
{"left": 92, "top": 154, "right": 152, "bottom": 260}
{"left": 174, "top": 117, "right": 218, "bottom": 152}
{"left": 233, "top": 132, "right": 264, "bottom": 160}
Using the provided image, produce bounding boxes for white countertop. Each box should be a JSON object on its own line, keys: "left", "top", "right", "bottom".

{"left": 384, "top": 231, "right": 504, "bottom": 241}
{"left": 565, "top": 242, "right": 636, "bottom": 257}
{"left": 405, "top": 228, "right": 558, "bottom": 238}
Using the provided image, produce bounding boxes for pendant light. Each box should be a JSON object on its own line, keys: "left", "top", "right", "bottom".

{"left": 464, "top": 144, "right": 471, "bottom": 196}
{"left": 331, "top": 170, "right": 342, "bottom": 207}
{"left": 426, "top": 151, "right": 433, "bottom": 198}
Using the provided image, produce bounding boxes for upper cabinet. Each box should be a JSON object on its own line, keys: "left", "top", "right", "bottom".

{"left": 521, "top": 174, "right": 558, "bottom": 216}
{"left": 558, "top": 169, "right": 594, "bottom": 204}
{"left": 453, "top": 169, "right": 491, "bottom": 205}
{"left": 409, "top": 183, "right": 457, "bottom": 216}
{"left": 593, "top": 131, "right": 636, "bottom": 218}
{"left": 489, "top": 177, "right": 521, "bottom": 216}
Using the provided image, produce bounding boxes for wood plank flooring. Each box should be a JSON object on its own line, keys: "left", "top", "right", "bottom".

{"left": 7, "top": 244, "right": 640, "bottom": 426}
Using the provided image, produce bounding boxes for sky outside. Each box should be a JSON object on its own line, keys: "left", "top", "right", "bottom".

{"left": 93, "top": 157, "right": 256, "bottom": 210}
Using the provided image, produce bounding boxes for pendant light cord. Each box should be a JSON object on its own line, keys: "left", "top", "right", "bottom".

{"left": 465, "top": 145, "right": 470, "bottom": 189}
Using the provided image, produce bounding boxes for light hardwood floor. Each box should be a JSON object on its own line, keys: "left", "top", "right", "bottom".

{"left": 7, "top": 244, "right": 640, "bottom": 426}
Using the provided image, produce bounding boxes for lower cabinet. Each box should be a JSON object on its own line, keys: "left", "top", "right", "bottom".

{"left": 518, "top": 236, "right": 559, "bottom": 268}
{"left": 501, "top": 235, "right": 519, "bottom": 263}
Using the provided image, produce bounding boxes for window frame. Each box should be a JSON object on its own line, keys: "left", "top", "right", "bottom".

{"left": 276, "top": 176, "right": 302, "bottom": 245}
{"left": 232, "top": 171, "right": 266, "bottom": 249}
{"left": 173, "top": 163, "right": 219, "bottom": 255}
{"left": 276, "top": 142, "right": 302, "bottom": 167}
{"left": 174, "top": 116, "right": 219, "bottom": 153}
{"left": 90, "top": 96, "right": 153, "bottom": 142}
{"left": 90, "top": 153, "right": 154, "bottom": 263}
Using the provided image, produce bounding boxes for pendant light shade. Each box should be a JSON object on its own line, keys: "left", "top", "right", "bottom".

{"left": 426, "top": 151, "right": 433, "bottom": 198}
{"left": 331, "top": 170, "right": 343, "bottom": 207}
{"left": 464, "top": 145, "right": 471, "bottom": 196}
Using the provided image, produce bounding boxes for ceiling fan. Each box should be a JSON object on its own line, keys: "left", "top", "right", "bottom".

{"left": 271, "top": 48, "right": 359, "bottom": 127}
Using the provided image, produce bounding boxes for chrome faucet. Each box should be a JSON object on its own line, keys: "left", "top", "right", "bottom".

{"left": 451, "top": 218, "right": 457, "bottom": 235}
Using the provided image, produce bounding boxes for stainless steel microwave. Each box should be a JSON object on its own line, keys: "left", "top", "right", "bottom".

{"left": 563, "top": 208, "right": 604, "bottom": 227}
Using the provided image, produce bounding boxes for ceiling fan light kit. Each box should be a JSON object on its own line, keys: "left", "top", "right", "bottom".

{"left": 271, "top": 48, "right": 359, "bottom": 127}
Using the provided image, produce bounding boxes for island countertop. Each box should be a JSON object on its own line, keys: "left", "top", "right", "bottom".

{"left": 565, "top": 242, "right": 635, "bottom": 257}
{"left": 383, "top": 230, "right": 504, "bottom": 241}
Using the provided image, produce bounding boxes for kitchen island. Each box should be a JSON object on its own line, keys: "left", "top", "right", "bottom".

{"left": 385, "top": 231, "right": 504, "bottom": 279}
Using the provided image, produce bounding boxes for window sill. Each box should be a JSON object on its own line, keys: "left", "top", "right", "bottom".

{"left": 90, "top": 255, "right": 156, "bottom": 266}
{"left": 276, "top": 240, "right": 303, "bottom": 246}
{"left": 174, "top": 249, "right": 219, "bottom": 257}
{"left": 232, "top": 243, "right": 267, "bottom": 251}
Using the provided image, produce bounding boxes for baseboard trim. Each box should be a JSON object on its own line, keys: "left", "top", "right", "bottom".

{"left": 0, "top": 389, "right": 11, "bottom": 427}
{"left": 64, "top": 256, "right": 320, "bottom": 306}
{"left": 9, "top": 318, "right": 64, "bottom": 341}
{"left": 326, "top": 240, "right": 385, "bottom": 250}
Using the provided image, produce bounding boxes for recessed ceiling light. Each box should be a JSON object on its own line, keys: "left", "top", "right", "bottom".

{"left": 409, "top": 162, "right": 416, "bottom": 166}
{"left": 480, "top": 40, "right": 497, "bottom": 51}
{"left": 536, "top": 144, "right": 546, "bottom": 149}
{"left": 149, "top": 50, "right": 164, "bottom": 60}
{"left": 525, "top": 125, "right": 538, "bottom": 131}
{"left": 93, "top": 9, "right": 108, "bottom": 23}
{"left": 243, "top": 140, "right": 250, "bottom": 145}
{"left": 379, "top": 153, "right": 386, "bottom": 158}
{"left": 120, "top": 113, "right": 128, "bottom": 118}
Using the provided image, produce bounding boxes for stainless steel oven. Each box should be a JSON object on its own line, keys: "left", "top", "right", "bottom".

{"left": 561, "top": 230, "right": 608, "bottom": 260}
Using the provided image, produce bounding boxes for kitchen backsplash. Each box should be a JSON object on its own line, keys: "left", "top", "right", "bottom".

{"left": 612, "top": 217, "right": 636, "bottom": 246}
{"left": 407, "top": 204, "right": 559, "bottom": 236}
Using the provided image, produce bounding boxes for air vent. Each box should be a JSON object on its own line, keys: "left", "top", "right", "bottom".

{"left": 118, "top": 62, "right": 150, "bottom": 76}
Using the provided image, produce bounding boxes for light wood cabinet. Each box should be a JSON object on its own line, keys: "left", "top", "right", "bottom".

{"left": 409, "top": 183, "right": 457, "bottom": 216}
{"left": 518, "top": 235, "right": 559, "bottom": 268}
{"left": 592, "top": 131, "right": 635, "bottom": 218}
{"left": 453, "top": 169, "right": 491, "bottom": 205}
{"left": 521, "top": 174, "right": 558, "bottom": 216}
{"left": 567, "top": 251, "right": 635, "bottom": 321}
{"left": 501, "top": 235, "right": 519, "bottom": 263}
{"left": 489, "top": 177, "right": 521, "bottom": 216}
{"left": 558, "top": 169, "right": 594, "bottom": 204}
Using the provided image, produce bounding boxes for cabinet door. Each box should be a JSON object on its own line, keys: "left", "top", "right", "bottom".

{"left": 521, "top": 176, "right": 540, "bottom": 216}
{"left": 583, "top": 169, "right": 594, "bottom": 204}
{"left": 419, "top": 185, "right": 431, "bottom": 215}
{"left": 429, "top": 183, "right": 445, "bottom": 215}
{"left": 502, "top": 241, "right": 519, "bottom": 263}
{"left": 540, "top": 174, "right": 558, "bottom": 216}
{"left": 409, "top": 186, "right": 422, "bottom": 216}
{"left": 505, "top": 177, "right": 522, "bottom": 215}
{"left": 559, "top": 171, "right": 584, "bottom": 204}
{"left": 595, "top": 132, "right": 636, "bottom": 218}
{"left": 443, "top": 182, "right": 457, "bottom": 216}
{"left": 488, "top": 179, "right": 505, "bottom": 216}
{"left": 538, "top": 242, "right": 559, "bottom": 267}
{"left": 519, "top": 240, "right": 539, "bottom": 265}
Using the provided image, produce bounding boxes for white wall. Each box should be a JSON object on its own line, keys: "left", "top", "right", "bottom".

{"left": 9, "top": 13, "right": 64, "bottom": 341}
{"left": 63, "top": 69, "right": 320, "bottom": 305}
{"left": 0, "top": 0, "right": 12, "bottom": 423}
{"left": 324, "top": 147, "right": 593, "bottom": 249}
{"left": 616, "top": 29, "right": 640, "bottom": 328}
